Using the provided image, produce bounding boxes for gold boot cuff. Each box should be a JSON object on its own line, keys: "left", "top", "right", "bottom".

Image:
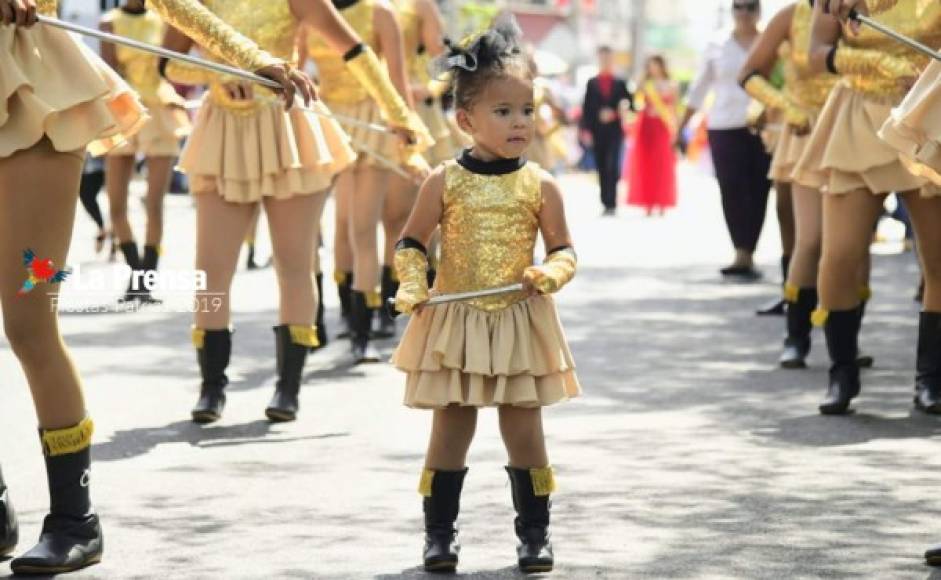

{"left": 42, "top": 417, "right": 94, "bottom": 457}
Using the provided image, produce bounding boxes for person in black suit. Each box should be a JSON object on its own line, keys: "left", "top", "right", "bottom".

{"left": 580, "top": 46, "right": 634, "bottom": 216}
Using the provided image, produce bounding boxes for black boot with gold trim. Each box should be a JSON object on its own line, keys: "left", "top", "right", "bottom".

{"left": 191, "top": 328, "right": 231, "bottom": 424}
{"left": 313, "top": 273, "right": 328, "bottom": 351}
{"left": 819, "top": 309, "right": 862, "bottom": 415}
{"left": 420, "top": 468, "right": 467, "bottom": 573}
{"left": 335, "top": 271, "right": 353, "bottom": 339}
{"left": 137, "top": 244, "right": 162, "bottom": 305}
{"left": 117, "top": 242, "right": 142, "bottom": 303}
{"left": 350, "top": 290, "right": 380, "bottom": 364}
{"left": 506, "top": 466, "right": 555, "bottom": 573}
{"left": 914, "top": 312, "right": 941, "bottom": 414}
{"left": 266, "top": 324, "right": 316, "bottom": 422}
{"left": 375, "top": 266, "right": 398, "bottom": 339}
{"left": 0, "top": 464, "right": 18, "bottom": 558}
{"left": 780, "top": 286, "right": 816, "bottom": 369}
{"left": 11, "top": 418, "right": 103, "bottom": 575}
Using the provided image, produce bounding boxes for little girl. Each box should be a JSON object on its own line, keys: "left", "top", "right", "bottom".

{"left": 390, "top": 17, "right": 581, "bottom": 574}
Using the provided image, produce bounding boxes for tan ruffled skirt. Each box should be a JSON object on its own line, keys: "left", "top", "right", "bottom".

{"left": 323, "top": 98, "right": 405, "bottom": 168}
{"left": 179, "top": 99, "right": 356, "bottom": 203}
{"left": 392, "top": 295, "right": 581, "bottom": 409}
{"left": 0, "top": 24, "right": 147, "bottom": 158}
{"left": 794, "top": 80, "right": 928, "bottom": 195}
{"left": 880, "top": 60, "right": 941, "bottom": 187}
{"left": 769, "top": 115, "right": 816, "bottom": 183}
{"left": 416, "top": 98, "right": 460, "bottom": 166}
{"left": 108, "top": 103, "right": 190, "bottom": 157}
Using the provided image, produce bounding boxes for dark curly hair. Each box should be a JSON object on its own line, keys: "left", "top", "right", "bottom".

{"left": 434, "top": 15, "right": 533, "bottom": 111}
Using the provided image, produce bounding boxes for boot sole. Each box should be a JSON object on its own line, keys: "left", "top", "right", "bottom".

{"left": 927, "top": 554, "right": 941, "bottom": 567}
{"left": 11, "top": 553, "right": 101, "bottom": 575}
{"left": 191, "top": 411, "right": 221, "bottom": 424}
{"left": 914, "top": 401, "right": 941, "bottom": 415}
{"left": 265, "top": 409, "right": 297, "bottom": 422}
{"left": 818, "top": 404, "right": 855, "bottom": 416}
{"left": 779, "top": 359, "right": 807, "bottom": 370}
{"left": 520, "top": 563, "right": 553, "bottom": 573}
{"left": 423, "top": 560, "right": 457, "bottom": 573}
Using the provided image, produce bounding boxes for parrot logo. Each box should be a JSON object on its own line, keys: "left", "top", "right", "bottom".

{"left": 18, "top": 249, "right": 70, "bottom": 296}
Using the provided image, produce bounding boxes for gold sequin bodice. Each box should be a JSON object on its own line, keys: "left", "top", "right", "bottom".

{"left": 201, "top": 0, "right": 298, "bottom": 112}
{"left": 395, "top": 0, "right": 428, "bottom": 84}
{"left": 781, "top": 1, "right": 838, "bottom": 112}
{"left": 841, "top": 0, "right": 941, "bottom": 102}
{"left": 437, "top": 160, "right": 542, "bottom": 311}
{"left": 105, "top": 9, "right": 181, "bottom": 106}
{"left": 307, "top": 0, "right": 378, "bottom": 104}
{"left": 37, "top": 0, "right": 55, "bottom": 15}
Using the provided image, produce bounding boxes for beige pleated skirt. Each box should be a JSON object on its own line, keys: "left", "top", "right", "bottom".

{"left": 108, "top": 103, "right": 190, "bottom": 157}
{"left": 391, "top": 294, "right": 581, "bottom": 409}
{"left": 793, "top": 80, "right": 929, "bottom": 196}
{"left": 324, "top": 98, "right": 406, "bottom": 168}
{"left": 880, "top": 60, "right": 941, "bottom": 187}
{"left": 416, "top": 98, "right": 460, "bottom": 166}
{"left": 179, "top": 99, "right": 356, "bottom": 203}
{"left": 0, "top": 24, "right": 147, "bottom": 158}
{"left": 769, "top": 115, "right": 816, "bottom": 183}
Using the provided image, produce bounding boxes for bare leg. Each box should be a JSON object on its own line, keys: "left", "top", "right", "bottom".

{"left": 424, "top": 406, "right": 478, "bottom": 470}
{"left": 381, "top": 173, "right": 417, "bottom": 265}
{"left": 349, "top": 166, "right": 386, "bottom": 294}
{"left": 105, "top": 155, "right": 136, "bottom": 244}
{"left": 787, "top": 184, "right": 823, "bottom": 288}
{"left": 901, "top": 192, "right": 941, "bottom": 311}
{"left": 818, "top": 191, "right": 885, "bottom": 311}
{"left": 193, "top": 193, "right": 256, "bottom": 330}
{"left": 333, "top": 170, "right": 355, "bottom": 274}
{"left": 775, "top": 181, "right": 795, "bottom": 258}
{"left": 143, "top": 156, "right": 173, "bottom": 247}
{"left": 498, "top": 406, "right": 549, "bottom": 468}
{"left": 0, "top": 146, "right": 85, "bottom": 428}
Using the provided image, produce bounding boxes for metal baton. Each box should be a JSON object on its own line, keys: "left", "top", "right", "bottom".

{"left": 849, "top": 9, "right": 941, "bottom": 62}
{"left": 386, "top": 283, "right": 525, "bottom": 318}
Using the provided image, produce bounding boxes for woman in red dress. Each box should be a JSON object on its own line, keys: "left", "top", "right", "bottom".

{"left": 625, "top": 55, "right": 678, "bottom": 215}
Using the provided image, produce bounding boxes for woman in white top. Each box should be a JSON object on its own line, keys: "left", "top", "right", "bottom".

{"left": 678, "top": 0, "right": 773, "bottom": 281}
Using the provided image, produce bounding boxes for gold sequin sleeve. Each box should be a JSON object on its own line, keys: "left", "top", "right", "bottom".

{"left": 147, "top": 0, "right": 279, "bottom": 72}
{"left": 163, "top": 59, "right": 222, "bottom": 86}
{"left": 742, "top": 74, "right": 811, "bottom": 130}
{"left": 833, "top": 44, "right": 921, "bottom": 80}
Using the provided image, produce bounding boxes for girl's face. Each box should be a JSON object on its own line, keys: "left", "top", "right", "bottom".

{"left": 646, "top": 59, "right": 664, "bottom": 79}
{"left": 457, "top": 73, "right": 535, "bottom": 161}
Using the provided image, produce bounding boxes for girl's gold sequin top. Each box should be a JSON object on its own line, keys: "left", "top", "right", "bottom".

{"left": 436, "top": 156, "right": 543, "bottom": 312}
{"left": 839, "top": 0, "right": 941, "bottom": 103}
{"left": 103, "top": 8, "right": 182, "bottom": 107}
{"left": 782, "top": 1, "right": 838, "bottom": 112}
{"left": 306, "top": 0, "right": 379, "bottom": 104}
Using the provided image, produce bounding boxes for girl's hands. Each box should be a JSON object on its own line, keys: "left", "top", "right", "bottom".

{"left": 0, "top": 0, "right": 37, "bottom": 27}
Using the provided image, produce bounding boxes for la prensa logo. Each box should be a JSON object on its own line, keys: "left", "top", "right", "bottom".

{"left": 18, "top": 249, "right": 70, "bottom": 296}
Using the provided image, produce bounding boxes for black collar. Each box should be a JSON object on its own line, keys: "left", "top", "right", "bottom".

{"left": 332, "top": 0, "right": 360, "bottom": 9}
{"left": 120, "top": 5, "right": 147, "bottom": 15}
{"left": 457, "top": 149, "right": 526, "bottom": 175}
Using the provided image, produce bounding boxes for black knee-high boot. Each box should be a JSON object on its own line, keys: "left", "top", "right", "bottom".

{"left": 914, "top": 312, "right": 941, "bottom": 413}
{"left": 350, "top": 290, "right": 380, "bottom": 363}
{"left": 266, "top": 325, "right": 315, "bottom": 422}
{"left": 117, "top": 242, "right": 141, "bottom": 303}
{"left": 506, "top": 466, "right": 555, "bottom": 573}
{"left": 421, "top": 468, "right": 467, "bottom": 573}
{"left": 191, "top": 328, "right": 232, "bottom": 424}
{"left": 757, "top": 255, "right": 790, "bottom": 316}
{"left": 138, "top": 244, "right": 162, "bottom": 304}
{"left": 0, "top": 464, "right": 18, "bottom": 558}
{"left": 336, "top": 271, "right": 353, "bottom": 339}
{"left": 926, "top": 542, "right": 941, "bottom": 566}
{"left": 11, "top": 418, "right": 103, "bottom": 575}
{"left": 375, "top": 266, "right": 398, "bottom": 339}
{"left": 780, "top": 286, "right": 817, "bottom": 369}
{"left": 855, "top": 297, "right": 874, "bottom": 369}
{"left": 819, "top": 309, "right": 862, "bottom": 415}
{"left": 313, "top": 273, "right": 328, "bottom": 351}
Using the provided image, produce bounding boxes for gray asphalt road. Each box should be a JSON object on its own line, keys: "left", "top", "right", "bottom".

{"left": 0, "top": 166, "right": 937, "bottom": 580}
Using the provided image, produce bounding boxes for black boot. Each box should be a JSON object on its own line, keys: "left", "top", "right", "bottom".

{"left": 926, "top": 543, "right": 941, "bottom": 566}
{"left": 350, "top": 290, "right": 380, "bottom": 364}
{"left": 191, "top": 328, "right": 231, "bottom": 424}
{"left": 375, "top": 266, "right": 398, "bottom": 339}
{"left": 819, "top": 309, "right": 862, "bottom": 415}
{"left": 780, "top": 287, "right": 816, "bottom": 369}
{"left": 336, "top": 271, "right": 353, "bottom": 339}
{"left": 0, "top": 465, "right": 18, "bottom": 558}
{"left": 506, "top": 466, "right": 554, "bottom": 573}
{"left": 266, "top": 325, "right": 314, "bottom": 422}
{"left": 421, "top": 468, "right": 467, "bottom": 573}
{"left": 117, "top": 242, "right": 141, "bottom": 303}
{"left": 137, "top": 244, "right": 162, "bottom": 305}
{"left": 756, "top": 255, "right": 790, "bottom": 316}
{"left": 11, "top": 418, "right": 103, "bottom": 575}
{"left": 313, "top": 273, "right": 328, "bottom": 351}
{"left": 855, "top": 300, "right": 874, "bottom": 369}
{"left": 914, "top": 312, "right": 941, "bottom": 414}
{"left": 246, "top": 243, "right": 259, "bottom": 270}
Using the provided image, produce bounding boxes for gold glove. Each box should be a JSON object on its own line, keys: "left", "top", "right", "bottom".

{"left": 345, "top": 45, "right": 433, "bottom": 147}
{"left": 832, "top": 45, "right": 921, "bottom": 81}
{"left": 523, "top": 248, "right": 577, "bottom": 294}
{"left": 148, "top": 0, "right": 280, "bottom": 72}
{"left": 742, "top": 74, "right": 810, "bottom": 131}
{"left": 393, "top": 241, "right": 430, "bottom": 314}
